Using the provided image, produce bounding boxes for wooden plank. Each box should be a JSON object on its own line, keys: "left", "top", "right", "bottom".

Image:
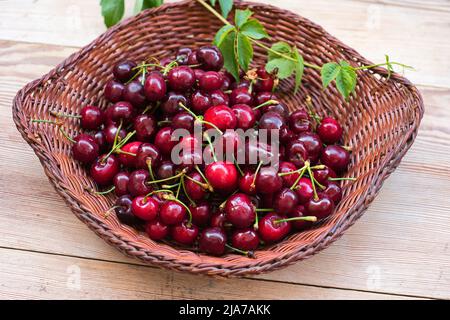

{"left": 0, "top": 0, "right": 448, "bottom": 87}
{"left": 0, "top": 248, "right": 416, "bottom": 300}
{"left": 1, "top": 40, "right": 449, "bottom": 299}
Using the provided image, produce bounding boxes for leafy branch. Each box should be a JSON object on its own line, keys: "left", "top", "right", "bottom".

{"left": 100, "top": 0, "right": 163, "bottom": 27}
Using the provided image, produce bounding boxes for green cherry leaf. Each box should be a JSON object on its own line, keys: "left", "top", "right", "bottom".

{"left": 214, "top": 24, "right": 235, "bottom": 47}
{"left": 240, "top": 19, "right": 269, "bottom": 40}
{"left": 218, "top": 0, "right": 233, "bottom": 19}
{"left": 266, "top": 58, "right": 295, "bottom": 79}
{"left": 293, "top": 47, "right": 304, "bottom": 93}
{"left": 236, "top": 33, "right": 253, "bottom": 71}
{"left": 133, "top": 0, "right": 163, "bottom": 14}
{"left": 100, "top": 0, "right": 125, "bottom": 28}
{"left": 218, "top": 30, "right": 240, "bottom": 81}
{"left": 335, "top": 65, "right": 357, "bottom": 101}
{"left": 209, "top": 0, "right": 217, "bottom": 6}
{"left": 268, "top": 41, "right": 292, "bottom": 60}
{"left": 321, "top": 62, "right": 340, "bottom": 89}
{"left": 235, "top": 9, "right": 253, "bottom": 28}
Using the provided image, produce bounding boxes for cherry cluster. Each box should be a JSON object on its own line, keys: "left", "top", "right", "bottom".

{"left": 40, "top": 45, "right": 351, "bottom": 257}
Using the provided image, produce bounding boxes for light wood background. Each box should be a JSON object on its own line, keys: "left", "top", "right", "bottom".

{"left": 0, "top": 0, "right": 449, "bottom": 300}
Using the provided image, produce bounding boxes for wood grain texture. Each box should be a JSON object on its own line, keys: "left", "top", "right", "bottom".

{"left": 1, "top": 0, "right": 449, "bottom": 299}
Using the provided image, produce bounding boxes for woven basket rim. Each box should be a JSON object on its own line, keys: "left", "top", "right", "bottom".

{"left": 12, "top": 0, "right": 424, "bottom": 276}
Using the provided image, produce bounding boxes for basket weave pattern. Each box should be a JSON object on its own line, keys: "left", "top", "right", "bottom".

{"left": 12, "top": 0, "right": 423, "bottom": 276}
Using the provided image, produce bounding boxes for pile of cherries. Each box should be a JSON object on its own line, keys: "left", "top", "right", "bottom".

{"left": 38, "top": 45, "right": 351, "bottom": 257}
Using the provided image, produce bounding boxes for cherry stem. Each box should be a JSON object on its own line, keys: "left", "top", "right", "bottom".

{"left": 342, "top": 145, "right": 352, "bottom": 152}
{"left": 275, "top": 216, "right": 318, "bottom": 224}
{"left": 251, "top": 161, "right": 263, "bottom": 189}
{"left": 203, "top": 132, "right": 218, "bottom": 162}
{"left": 146, "top": 159, "right": 156, "bottom": 183}
{"left": 328, "top": 177, "right": 357, "bottom": 181}
{"left": 232, "top": 155, "right": 244, "bottom": 176}
{"left": 161, "top": 183, "right": 180, "bottom": 189}
{"left": 116, "top": 150, "right": 136, "bottom": 157}
{"left": 91, "top": 185, "right": 115, "bottom": 195}
{"left": 162, "top": 194, "right": 193, "bottom": 225}
{"left": 31, "top": 119, "right": 76, "bottom": 143}
{"left": 104, "top": 129, "right": 136, "bottom": 162}
{"left": 184, "top": 174, "right": 210, "bottom": 190}
{"left": 305, "top": 96, "right": 321, "bottom": 124}
{"left": 178, "top": 102, "right": 223, "bottom": 134}
{"left": 253, "top": 99, "right": 279, "bottom": 111}
{"left": 146, "top": 169, "right": 187, "bottom": 185}
{"left": 218, "top": 190, "right": 238, "bottom": 209}
{"left": 49, "top": 110, "right": 82, "bottom": 119}
{"left": 253, "top": 211, "right": 259, "bottom": 230}
{"left": 180, "top": 175, "right": 195, "bottom": 206}
{"left": 290, "top": 167, "right": 306, "bottom": 190}
{"left": 256, "top": 208, "right": 273, "bottom": 212}
{"left": 225, "top": 244, "right": 255, "bottom": 258}
{"left": 195, "top": 165, "right": 214, "bottom": 192}
{"left": 157, "top": 120, "right": 172, "bottom": 126}
{"left": 306, "top": 163, "right": 319, "bottom": 200}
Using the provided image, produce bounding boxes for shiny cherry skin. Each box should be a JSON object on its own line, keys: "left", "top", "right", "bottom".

{"left": 128, "top": 169, "right": 153, "bottom": 196}
{"left": 135, "top": 142, "right": 161, "bottom": 169}
{"left": 279, "top": 161, "right": 299, "bottom": 188}
{"left": 124, "top": 80, "right": 146, "bottom": 107}
{"left": 225, "top": 193, "right": 256, "bottom": 228}
{"left": 210, "top": 89, "right": 229, "bottom": 106}
{"left": 93, "top": 130, "right": 107, "bottom": 152}
{"left": 79, "top": 105, "right": 104, "bottom": 130}
{"left": 171, "top": 111, "right": 195, "bottom": 132}
{"left": 115, "top": 195, "right": 143, "bottom": 226}
{"left": 187, "top": 51, "right": 199, "bottom": 65}
{"left": 189, "top": 201, "right": 211, "bottom": 227}
{"left": 193, "top": 68, "right": 205, "bottom": 82}
{"left": 90, "top": 154, "right": 120, "bottom": 186}
{"left": 196, "top": 46, "right": 224, "bottom": 71}
{"left": 191, "top": 91, "right": 212, "bottom": 114}
{"left": 160, "top": 200, "right": 187, "bottom": 225}
{"left": 199, "top": 227, "right": 227, "bottom": 256}
{"left": 289, "top": 110, "right": 311, "bottom": 134}
{"left": 258, "top": 111, "right": 286, "bottom": 132}
{"left": 198, "top": 71, "right": 223, "bottom": 91}
{"left": 72, "top": 134, "right": 99, "bottom": 164}
{"left": 154, "top": 127, "right": 177, "bottom": 156}
{"left": 134, "top": 114, "right": 156, "bottom": 141}
{"left": 238, "top": 169, "right": 256, "bottom": 195}
{"left": 254, "top": 91, "right": 277, "bottom": 106}
{"left": 131, "top": 195, "right": 159, "bottom": 221}
{"left": 321, "top": 145, "right": 350, "bottom": 172}
{"left": 107, "top": 101, "right": 134, "bottom": 124}
{"left": 313, "top": 165, "right": 337, "bottom": 185}
{"left": 203, "top": 105, "right": 237, "bottom": 131}
{"left": 232, "top": 104, "right": 256, "bottom": 130}
{"left": 210, "top": 211, "right": 226, "bottom": 229}
{"left": 230, "top": 79, "right": 250, "bottom": 90}
{"left": 323, "top": 181, "right": 342, "bottom": 204}
{"left": 171, "top": 221, "right": 199, "bottom": 245}
{"left": 176, "top": 47, "right": 192, "bottom": 65}
{"left": 255, "top": 167, "right": 283, "bottom": 194}
{"left": 262, "top": 103, "right": 289, "bottom": 120}
{"left": 273, "top": 188, "right": 299, "bottom": 214}
{"left": 258, "top": 213, "right": 291, "bottom": 243}
{"left": 167, "top": 66, "right": 196, "bottom": 92}
{"left": 104, "top": 80, "right": 125, "bottom": 103}
{"left": 145, "top": 219, "right": 169, "bottom": 240}
{"left": 288, "top": 205, "right": 313, "bottom": 230}
{"left": 144, "top": 71, "right": 167, "bottom": 101}
{"left": 113, "top": 171, "right": 130, "bottom": 196}
{"left": 230, "top": 87, "right": 253, "bottom": 106}
{"left": 113, "top": 60, "right": 137, "bottom": 82}
{"left": 118, "top": 141, "right": 142, "bottom": 167}
{"left": 205, "top": 161, "right": 238, "bottom": 193}
{"left": 254, "top": 68, "right": 275, "bottom": 92}
{"left": 185, "top": 172, "right": 208, "bottom": 200}
{"left": 231, "top": 228, "right": 259, "bottom": 251}
{"left": 286, "top": 139, "right": 308, "bottom": 167}
{"left": 161, "top": 91, "right": 187, "bottom": 115}
{"left": 297, "top": 132, "right": 323, "bottom": 163}
{"left": 317, "top": 117, "right": 343, "bottom": 144}
{"left": 220, "top": 72, "right": 232, "bottom": 90}
{"left": 295, "top": 177, "right": 314, "bottom": 204}
{"left": 306, "top": 193, "right": 334, "bottom": 220}
{"left": 156, "top": 160, "right": 176, "bottom": 179}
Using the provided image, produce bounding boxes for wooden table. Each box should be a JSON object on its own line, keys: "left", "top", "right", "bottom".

{"left": 1, "top": 0, "right": 449, "bottom": 300}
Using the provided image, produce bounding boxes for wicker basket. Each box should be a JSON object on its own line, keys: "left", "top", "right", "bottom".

{"left": 12, "top": 0, "right": 423, "bottom": 276}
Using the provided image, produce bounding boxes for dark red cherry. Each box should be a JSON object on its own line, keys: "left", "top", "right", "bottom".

{"left": 321, "top": 145, "right": 350, "bottom": 172}
{"left": 323, "top": 181, "right": 342, "bottom": 204}
{"left": 128, "top": 169, "right": 153, "bottom": 196}
{"left": 210, "top": 89, "right": 229, "bottom": 106}
{"left": 255, "top": 167, "right": 283, "bottom": 194}
{"left": 108, "top": 101, "right": 135, "bottom": 124}
{"left": 273, "top": 188, "right": 299, "bottom": 214}
{"left": 154, "top": 127, "right": 177, "bottom": 156}
{"left": 232, "top": 104, "right": 256, "bottom": 130}
{"left": 279, "top": 161, "right": 299, "bottom": 188}
{"left": 145, "top": 219, "right": 169, "bottom": 240}
{"left": 205, "top": 161, "right": 238, "bottom": 193}
{"left": 167, "top": 66, "right": 196, "bottom": 92}
{"left": 224, "top": 193, "right": 256, "bottom": 228}
{"left": 288, "top": 205, "right": 313, "bottom": 230}
{"left": 238, "top": 169, "right": 256, "bottom": 195}
{"left": 295, "top": 177, "right": 314, "bottom": 204}
{"left": 230, "top": 87, "right": 253, "bottom": 106}
{"left": 199, "top": 227, "right": 227, "bottom": 256}
{"left": 131, "top": 195, "right": 159, "bottom": 221}
{"left": 254, "top": 68, "right": 275, "bottom": 92}
{"left": 196, "top": 46, "right": 224, "bottom": 71}
{"left": 262, "top": 103, "right": 289, "bottom": 120}
{"left": 176, "top": 47, "right": 192, "bottom": 65}
{"left": 93, "top": 130, "right": 107, "bottom": 152}
{"left": 289, "top": 110, "right": 311, "bottom": 134}
{"left": 171, "top": 221, "right": 199, "bottom": 245}
{"left": 231, "top": 229, "right": 259, "bottom": 251}
{"left": 160, "top": 200, "right": 187, "bottom": 225}
{"left": 190, "top": 201, "right": 211, "bottom": 227}
{"left": 103, "top": 123, "right": 126, "bottom": 145}
{"left": 156, "top": 160, "right": 175, "bottom": 180}
{"left": 204, "top": 105, "right": 237, "bottom": 131}
{"left": 230, "top": 79, "right": 251, "bottom": 90}
{"left": 104, "top": 80, "right": 125, "bottom": 103}
{"left": 306, "top": 193, "right": 334, "bottom": 220}
{"left": 286, "top": 139, "right": 308, "bottom": 167}
{"left": 317, "top": 117, "right": 343, "bottom": 144}
{"left": 113, "top": 60, "right": 137, "bottom": 82}
{"left": 198, "top": 71, "right": 223, "bottom": 91}
{"left": 113, "top": 171, "right": 130, "bottom": 196}
{"left": 115, "top": 195, "right": 143, "bottom": 226}
{"left": 134, "top": 114, "right": 156, "bottom": 141}
{"left": 220, "top": 72, "right": 232, "bottom": 90}
{"left": 161, "top": 91, "right": 187, "bottom": 115}
{"left": 90, "top": 154, "right": 120, "bottom": 186}
{"left": 187, "top": 51, "right": 199, "bottom": 65}
{"left": 118, "top": 141, "right": 142, "bottom": 167}
{"left": 313, "top": 165, "right": 337, "bottom": 185}
{"left": 254, "top": 91, "right": 277, "bottom": 106}
{"left": 258, "top": 111, "right": 286, "bottom": 132}
{"left": 79, "top": 105, "right": 104, "bottom": 130}
{"left": 258, "top": 213, "right": 291, "bottom": 243}
{"left": 135, "top": 142, "right": 161, "bottom": 169}
{"left": 191, "top": 90, "right": 211, "bottom": 114}
{"left": 72, "top": 134, "right": 99, "bottom": 164}
{"left": 210, "top": 210, "right": 227, "bottom": 228}
{"left": 144, "top": 71, "right": 166, "bottom": 101}
{"left": 185, "top": 172, "right": 208, "bottom": 200}
{"left": 171, "top": 111, "right": 195, "bottom": 132}
{"left": 124, "top": 80, "right": 146, "bottom": 107}
{"left": 297, "top": 132, "right": 323, "bottom": 163}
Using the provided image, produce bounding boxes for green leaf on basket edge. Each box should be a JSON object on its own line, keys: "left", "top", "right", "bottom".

{"left": 219, "top": 0, "right": 233, "bottom": 19}
{"left": 240, "top": 19, "right": 269, "bottom": 40}
{"left": 133, "top": 0, "right": 163, "bottom": 14}
{"left": 237, "top": 33, "right": 253, "bottom": 71}
{"left": 235, "top": 9, "right": 253, "bottom": 28}
{"left": 100, "top": 0, "right": 125, "bottom": 28}
{"left": 293, "top": 47, "right": 304, "bottom": 93}
{"left": 218, "top": 30, "right": 240, "bottom": 81}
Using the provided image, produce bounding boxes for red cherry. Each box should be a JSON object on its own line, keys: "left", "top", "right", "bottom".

{"left": 232, "top": 104, "right": 256, "bottom": 130}
{"left": 190, "top": 201, "right": 211, "bottom": 227}
{"left": 313, "top": 165, "right": 337, "bottom": 185}
{"left": 286, "top": 139, "right": 308, "bottom": 167}
{"left": 210, "top": 211, "right": 226, "bottom": 228}
{"left": 103, "top": 123, "right": 126, "bottom": 145}
{"left": 254, "top": 68, "right": 275, "bottom": 92}
{"left": 231, "top": 229, "right": 259, "bottom": 251}
{"left": 199, "top": 227, "right": 227, "bottom": 256}
{"left": 80, "top": 105, "right": 104, "bottom": 130}
{"left": 255, "top": 167, "right": 283, "bottom": 194}
{"left": 160, "top": 200, "right": 187, "bottom": 225}
{"left": 134, "top": 114, "right": 156, "bottom": 141}
{"left": 176, "top": 47, "right": 192, "bottom": 65}
{"left": 145, "top": 219, "right": 169, "bottom": 240}
{"left": 171, "top": 112, "right": 195, "bottom": 132}
{"left": 258, "top": 213, "right": 291, "bottom": 243}
{"left": 288, "top": 205, "right": 313, "bottom": 230}
{"left": 273, "top": 188, "right": 299, "bottom": 215}
{"left": 205, "top": 161, "right": 238, "bottom": 193}
{"left": 154, "top": 127, "right": 177, "bottom": 156}
{"left": 296, "top": 132, "right": 323, "bottom": 163}
{"left": 115, "top": 195, "right": 143, "bottom": 226}
{"left": 317, "top": 117, "right": 343, "bottom": 144}
{"left": 203, "top": 105, "right": 237, "bottom": 131}
{"left": 185, "top": 172, "right": 208, "bottom": 200}
{"left": 134, "top": 142, "right": 161, "bottom": 169}
{"left": 321, "top": 145, "right": 350, "bottom": 172}
{"left": 289, "top": 110, "right": 311, "bottom": 134}
{"left": 224, "top": 193, "right": 256, "bottom": 228}
{"left": 167, "top": 66, "right": 196, "bottom": 92}
{"left": 254, "top": 91, "right": 277, "bottom": 107}
{"left": 128, "top": 169, "right": 153, "bottom": 196}
{"left": 131, "top": 195, "right": 159, "bottom": 221}
{"left": 323, "top": 181, "right": 342, "bottom": 204}
{"left": 72, "top": 134, "right": 99, "bottom": 164}
{"left": 144, "top": 71, "right": 166, "bottom": 101}
{"left": 238, "top": 169, "right": 256, "bottom": 195}
{"left": 198, "top": 71, "right": 224, "bottom": 91}
{"left": 295, "top": 177, "right": 314, "bottom": 204}
{"left": 90, "top": 154, "right": 120, "bottom": 186}
{"left": 161, "top": 92, "right": 187, "bottom": 115}
{"left": 124, "top": 80, "right": 146, "bottom": 107}
{"left": 191, "top": 91, "right": 212, "bottom": 114}
{"left": 171, "top": 221, "right": 199, "bottom": 245}
{"left": 196, "top": 46, "right": 224, "bottom": 71}
{"left": 306, "top": 193, "right": 334, "bottom": 220}
{"left": 118, "top": 141, "right": 141, "bottom": 167}
{"left": 279, "top": 161, "right": 299, "bottom": 188}
{"left": 230, "top": 87, "right": 253, "bottom": 106}
{"left": 105, "top": 80, "right": 125, "bottom": 103}
{"left": 210, "top": 89, "right": 229, "bottom": 106}
{"left": 113, "top": 60, "right": 137, "bottom": 82}
{"left": 113, "top": 171, "right": 130, "bottom": 196}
